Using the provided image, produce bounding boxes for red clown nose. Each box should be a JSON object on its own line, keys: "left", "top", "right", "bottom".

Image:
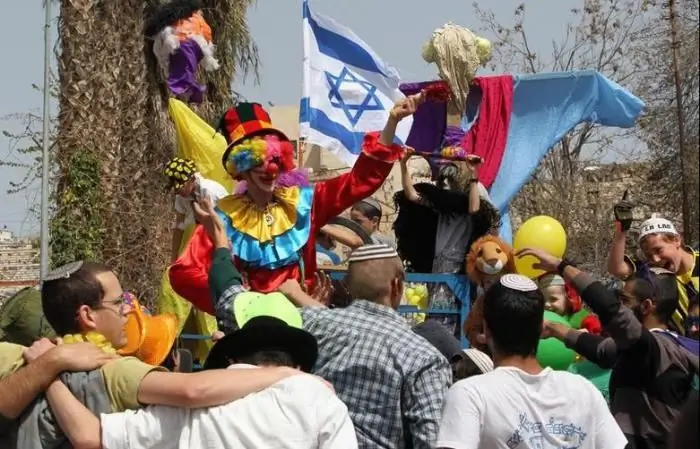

{"left": 266, "top": 162, "right": 279, "bottom": 177}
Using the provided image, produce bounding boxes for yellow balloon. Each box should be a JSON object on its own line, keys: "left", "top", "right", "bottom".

{"left": 513, "top": 215, "right": 567, "bottom": 279}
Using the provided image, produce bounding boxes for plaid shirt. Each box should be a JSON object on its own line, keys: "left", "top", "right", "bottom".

{"left": 301, "top": 300, "right": 451, "bottom": 449}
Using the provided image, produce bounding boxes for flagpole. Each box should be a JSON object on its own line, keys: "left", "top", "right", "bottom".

{"left": 39, "top": 0, "right": 52, "bottom": 281}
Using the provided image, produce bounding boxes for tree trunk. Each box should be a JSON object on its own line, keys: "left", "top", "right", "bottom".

{"left": 54, "top": 0, "right": 257, "bottom": 303}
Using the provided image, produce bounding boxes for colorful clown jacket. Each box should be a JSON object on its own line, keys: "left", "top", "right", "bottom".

{"left": 169, "top": 132, "right": 402, "bottom": 314}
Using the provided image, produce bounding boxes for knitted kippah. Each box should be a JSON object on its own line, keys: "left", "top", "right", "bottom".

{"left": 347, "top": 244, "right": 398, "bottom": 263}
{"left": 500, "top": 274, "right": 538, "bottom": 292}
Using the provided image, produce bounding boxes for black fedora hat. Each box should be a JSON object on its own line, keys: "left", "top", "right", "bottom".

{"left": 203, "top": 316, "right": 318, "bottom": 372}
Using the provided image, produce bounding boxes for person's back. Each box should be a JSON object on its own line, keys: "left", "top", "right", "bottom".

{"left": 437, "top": 274, "right": 626, "bottom": 449}
{"left": 301, "top": 244, "right": 451, "bottom": 449}
{"left": 304, "top": 302, "right": 449, "bottom": 448}
{"left": 102, "top": 366, "right": 355, "bottom": 449}
{"left": 441, "top": 367, "right": 616, "bottom": 448}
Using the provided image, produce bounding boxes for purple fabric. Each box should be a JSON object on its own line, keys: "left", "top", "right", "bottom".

{"left": 234, "top": 168, "right": 311, "bottom": 194}
{"left": 167, "top": 39, "right": 206, "bottom": 104}
{"left": 400, "top": 81, "right": 447, "bottom": 154}
{"left": 443, "top": 125, "right": 465, "bottom": 147}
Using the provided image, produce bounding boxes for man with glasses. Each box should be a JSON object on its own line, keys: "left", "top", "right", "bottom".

{"left": 0, "top": 261, "right": 308, "bottom": 448}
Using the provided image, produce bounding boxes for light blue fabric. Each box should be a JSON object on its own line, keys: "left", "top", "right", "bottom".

{"left": 218, "top": 186, "right": 314, "bottom": 269}
{"left": 487, "top": 71, "right": 644, "bottom": 242}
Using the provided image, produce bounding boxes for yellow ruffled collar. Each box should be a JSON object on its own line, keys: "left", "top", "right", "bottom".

{"left": 216, "top": 186, "right": 302, "bottom": 243}
{"left": 63, "top": 331, "right": 118, "bottom": 354}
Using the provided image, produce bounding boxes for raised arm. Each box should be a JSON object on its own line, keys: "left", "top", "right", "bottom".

{"left": 312, "top": 94, "right": 425, "bottom": 228}
{"left": 518, "top": 248, "right": 654, "bottom": 352}
{"left": 399, "top": 151, "right": 421, "bottom": 203}
{"left": 607, "top": 195, "right": 635, "bottom": 279}
{"left": 607, "top": 228, "right": 632, "bottom": 279}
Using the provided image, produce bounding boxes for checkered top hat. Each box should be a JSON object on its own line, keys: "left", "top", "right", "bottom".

{"left": 163, "top": 157, "right": 197, "bottom": 190}
{"left": 218, "top": 102, "right": 290, "bottom": 163}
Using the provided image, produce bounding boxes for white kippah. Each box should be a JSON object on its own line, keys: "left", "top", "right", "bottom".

{"left": 638, "top": 217, "right": 678, "bottom": 242}
{"left": 348, "top": 244, "right": 398, "bottom": 263}
{"left": 500, "top": 274, "right": 539, "bottom": 292}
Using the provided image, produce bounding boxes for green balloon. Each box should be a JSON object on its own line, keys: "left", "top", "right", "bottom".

{"left": 568, "top": 309, "right": 590, "bottom": 330}
{"left": 537, "top": 311, "right": 577, "bottom": 370}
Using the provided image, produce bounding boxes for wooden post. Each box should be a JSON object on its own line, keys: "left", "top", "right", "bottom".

{"left": 297, "top": 137, "right": 306, "bottom": 168}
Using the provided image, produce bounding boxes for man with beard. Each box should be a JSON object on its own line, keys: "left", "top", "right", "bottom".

{"left": 522, "top": 248, "right": 699, "bottom": 449}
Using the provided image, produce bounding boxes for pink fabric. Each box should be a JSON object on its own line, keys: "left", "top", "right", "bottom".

{"left": 461, "top": 76, "right": 514, "bottom": 189}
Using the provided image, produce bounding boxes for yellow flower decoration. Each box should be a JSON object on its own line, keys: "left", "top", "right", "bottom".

{"left": 63, "top": 331, "right": 118, "bottom": 354}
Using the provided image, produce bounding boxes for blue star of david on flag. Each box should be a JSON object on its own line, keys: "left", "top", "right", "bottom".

{"left": 300, "top": 0, "right": 412, "bottom": 165}
{"left": 325, "top": 68, "right": 384, "bottom": 127}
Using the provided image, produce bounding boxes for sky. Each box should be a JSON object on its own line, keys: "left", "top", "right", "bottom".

{"left": 0, "top": 0, "right": 579, "bottom": 236}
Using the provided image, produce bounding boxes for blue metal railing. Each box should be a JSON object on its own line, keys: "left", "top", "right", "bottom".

{"left": 326, "top": 271, "right": 471, "bottom": 348}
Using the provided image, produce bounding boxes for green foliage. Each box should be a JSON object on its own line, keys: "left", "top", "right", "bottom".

{"left": 49, "top": 150, "right": 104, "bottom": 265}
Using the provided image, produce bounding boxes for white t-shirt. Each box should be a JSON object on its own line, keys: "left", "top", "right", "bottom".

{"left": 173, "top": 174, "right": 228, "bottom": 230}
{"left": 101, "top": 365, "right": 358, "bottom": 449}
{"left": 437, "top": 366, "right": 627, "bottom": 449}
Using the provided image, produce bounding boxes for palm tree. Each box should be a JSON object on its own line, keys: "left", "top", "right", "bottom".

{"left": 52, "top": 0, "right": 258, "bottom": 302}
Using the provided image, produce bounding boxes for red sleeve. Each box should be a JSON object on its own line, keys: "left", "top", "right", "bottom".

{"left": 311, "top": 132, "right": 403, "bottom": 230}
{"left": 168, "top": 225, "right": 215, "bottom": 314}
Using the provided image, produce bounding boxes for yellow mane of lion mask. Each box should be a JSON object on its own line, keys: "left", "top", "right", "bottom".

{"left": 466, "top": 235, "right": 515, "bottom": 286}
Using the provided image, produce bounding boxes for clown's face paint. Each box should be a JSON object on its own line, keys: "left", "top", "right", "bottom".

{"left": 245, "top": 162, "right": 279, "bottom": 194}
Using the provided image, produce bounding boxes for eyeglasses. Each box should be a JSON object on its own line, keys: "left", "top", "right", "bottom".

{"left": 96, "top": 292, "right": 130, "bottom": 315}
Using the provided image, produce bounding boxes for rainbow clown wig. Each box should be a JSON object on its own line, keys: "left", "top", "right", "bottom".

{"left": 218, "top": 103, "right": 307, "bottom": 189}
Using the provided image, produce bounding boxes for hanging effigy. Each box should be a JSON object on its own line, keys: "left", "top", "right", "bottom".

{"left": 145, "top": 0, "right": 220, "bottom": 103}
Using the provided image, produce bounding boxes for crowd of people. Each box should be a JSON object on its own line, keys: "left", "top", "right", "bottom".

{"left": 1, "top": 92, "right": 698, "bottom": 449}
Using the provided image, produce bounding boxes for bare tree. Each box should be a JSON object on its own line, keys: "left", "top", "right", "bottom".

{"left": 473, "top": 0, "right": 652, "bottom": 272}
{"left": 636, "top": 0, "right": 699, "bottom": 245}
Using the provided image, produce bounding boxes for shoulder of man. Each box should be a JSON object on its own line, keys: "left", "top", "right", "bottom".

{"left": 100, "top": 356, "right": 166, "bottom": 412}
{"left": 0, "top": 342, "right": 26, "bottom": 379}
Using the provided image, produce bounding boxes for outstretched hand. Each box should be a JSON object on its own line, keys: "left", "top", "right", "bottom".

{"left": 390, "top": 92, "right": 426, "bottom": 121}
{"left": 400, "top": 147, "right": 416, "bottom": 164}
{"left": 514, "top": 248, "right": 562, "bottom": 273}
{"left": 310, "top": 271, "right": 335, "bottom": 305}
{"left": 193, "top": 198, "right": 228, "bottom": 249}
{"left": 541, "top": 320, "right": 570, "bottom": 340}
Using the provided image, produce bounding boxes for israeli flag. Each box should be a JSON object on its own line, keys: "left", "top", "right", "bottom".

{"left": 300, "top": 0, "right": 412, "bottom": 165}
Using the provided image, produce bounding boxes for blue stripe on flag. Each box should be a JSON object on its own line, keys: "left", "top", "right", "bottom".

{"left": 303, "top": 2, "right": 385, "bottom": 75}
{"left": 300, "top": 97, "right": 366, "bottom": 154}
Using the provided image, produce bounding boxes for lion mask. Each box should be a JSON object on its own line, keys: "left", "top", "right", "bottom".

{"left": 466, "top": 235, "right": 515, "bottom": 287}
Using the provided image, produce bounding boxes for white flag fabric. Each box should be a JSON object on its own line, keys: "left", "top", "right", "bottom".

{"left": 300, "top": 0, "right": 412, "bottom": 165}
